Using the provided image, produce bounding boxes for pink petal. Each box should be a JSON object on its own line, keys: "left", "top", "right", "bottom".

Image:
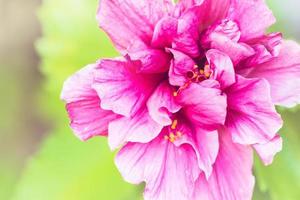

{"left": 151, "top": 16, "right": 178, "bottom": 48}
{"left": 243, "top": 33, "right": 282, "bottom": 67}
{"left": 193, "top": 129, "right": 255, "bottom": 200}
{"left": 147, "top": 81, "right": 181, "bottom": 126}
{"left": 206, "top": 49, "right": 236, "bottom": 89}
{"left": 174, "top": 0, "right": 204, "bottom": 14}
{"left": 168, "top": 49, "right": 195, "bottom": 86}
{"left": 239, "top": 40, "right": 300, "bottom": 107}
{"left": 93, "top": 58, "right": 161, "bottom": 117}
{"left": 172, "top": 7, "right": 202, "bottom": 58}
{"left": 173, "top": 0, "right": 230, "bottom": 57}
{"left": 228, "top": 0, "right": 276, "bottom": 41}
{"left": 61, "top": 64, "right": 118, "bottom": 140}
{"left": 108, "top": 108, "right": 163, "bottom": 150}
{"left": 177, "top": 81, "right": 227, "bottom": 130}
{"left": 129, "top": 48, "right": 171, "bottom": 73}
{"left": 176, "top": 126, "right": 219, "bottom": 179}
{"left": 226, "top": 75, "right": 283, "bottom": 145}
{"left": 202, "top": 20, "right": 255, "bottom": 65}
{"left": 196, "top": 0, "right": 231, "bottom": 28}
{"left": 115, "top": 135, "right": 200, "bottom": 200}
{"left": 253, "top": 134, "right": 282, "bottom": 165}
{"left": 97, "top": 0, "right": 174, "bottom": 53}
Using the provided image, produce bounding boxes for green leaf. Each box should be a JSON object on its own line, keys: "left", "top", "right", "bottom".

{"left": 254, "top": 110, "right": 300, "bottom": 200}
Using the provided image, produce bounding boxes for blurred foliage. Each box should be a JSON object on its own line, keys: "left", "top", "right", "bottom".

{"left": 11, "top": 0, "right": 139, "bottom": 199}
{"left": 254, "top": 109, "right": 300, "bottom": 200}
{"left": 8, "top": 0, "right": 300, "bottom": 199}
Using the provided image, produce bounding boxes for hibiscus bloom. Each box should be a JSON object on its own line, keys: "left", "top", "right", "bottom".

{"left": 61, "top": 0, "right": 300, "bottom": 199}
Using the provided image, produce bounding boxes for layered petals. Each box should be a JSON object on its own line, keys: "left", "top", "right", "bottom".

{"left": 97, "top": 0, "right": 174, "bottom": 53}
{"left": 206, "top": 49, "right": 236, "bottom": 89}
{"left": 147, "top": 81, "right": 181, "bottom": 126}
{"left": 168, "top": 49, "right": 195, "bottom": 86}
{"left": 116, "top": 135, "right": 200, "bottom": 200}
{"left": 253, "top": 134, "right": 283, "bottom": 165}
{"left": 176, "top": 126, "right": 219, "bottom": 178}
{"left": 226, "top": 75, "right": 283, "bottom": 145}
{"left": 239, "top": 41, "right": 300, "bottom": 107}
{"left": 93, "top": 58, "right": 161, "bottom": 117}
{"left": 228, "top": 0, "right": 276, "bottom": 41}
{"left": 108, "top": 108, "right": 163, "bottom": 150}
{"left": 243, "top": 32, "right": 282, "bottom": 67}
{"left": 202, "top": 20, "right": 255, "bottom": 65}
{"left": 61, "top": 64, "right": 118, "bottom": 140}
{"left": 129, "top": 48, "right": 171, "bottom": 73}
{"left": 177, "top": 81, "right": 227, "bottom": 130}
{"left": 151, "top": 16, "right": 178, "bottom": 48}
{"left": 193, "top": 129, "right": 255, "bottom": 200}
{"left": 173, "top": 0, "right": 230, "bottom": 57}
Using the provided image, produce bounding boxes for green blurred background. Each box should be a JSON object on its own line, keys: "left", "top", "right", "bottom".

{"left": 0, "top": 0, "right": 299, "bottom": 199}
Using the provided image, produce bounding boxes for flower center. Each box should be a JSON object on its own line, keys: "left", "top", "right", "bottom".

{"left": 173, "top": 61, "right": 212, "bottom": 97}
{"left": 164, "top": 119, "right": 183, "bottom": 143}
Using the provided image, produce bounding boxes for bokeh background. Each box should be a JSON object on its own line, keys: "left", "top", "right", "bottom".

{"left": 0, "top": 0, "right": 299, "bottom": 199}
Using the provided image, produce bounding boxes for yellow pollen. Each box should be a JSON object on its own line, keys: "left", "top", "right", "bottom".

{"left": 176, "top": 131, "right": 182, "bottom": 137}
{"left": 173, "top": 91, "right": 178, "bottom": 97}
{"left": 199, "top": 69, "right": 204, "bottom": 75}
{"left": 171, "top": 120, "right": 178, "bottom": 130}
{"left": 205, "top": 71, "right": 211, "bottom": 78}
{"left": 164, "top": 131, "right": 183, "bottom": 143}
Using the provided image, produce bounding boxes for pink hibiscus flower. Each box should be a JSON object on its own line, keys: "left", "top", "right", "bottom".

{"left": 61, "top": 0, "right": 300, "bottom": 199}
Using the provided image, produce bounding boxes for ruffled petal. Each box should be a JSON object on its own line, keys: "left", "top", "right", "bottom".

{"left": 61, "top": 64, "right": 118, "bottom": 140}
{"left": 151, "top": 16, "right": 178, "bottom": 48}
{"left": 226, "top": 75, "right": 283, "bottom": 145}
{"left": 93, "top": 58, "right": 161, "bottom": 117}
{"left": 177, "top": 81, "right": 227, "bottom": 130}
{"left": 175, "top": 126, "right": 219, "bottom": 179}
{"left": 239, "top": 40, "right": 300, "bottom": 107}
{"left": 129, "top": 48, "right": 171, "bottom": 73}
{"left": 173, "top": 0, "right": 230, "bottom": 58}
{"left": 97, "top": 0, "right": 174, "bottom": 53}
{"left": 228, "top": 0, "right": 275, "bottom": 41}
{"left": 253, "top": 134, "right": 282, "bottom": 165}
{"left": 115, "top": 135, "right": 201, "bottom": 200}
{"left": 108, "top": 108, "right": 163, "bottom": 150}
{"left": 147, "top": 81, "right": 181, "bottom": 126}
{"left": 176, "top": 0, "right": 230, "bottom": 30}
{"left": 243, "top": 33, "right": 282, "bottom": 67}
{"left": 202, "top": 20, "right": 255, "bottom": 65}
{"left": 206, "top": 49, "right": 236, "bottom": 89}
{"left": 193, "top": 129, "right": 255, "bottom": 200}
{"left": 168, "top": 49, "right": 195, "bottom": 86}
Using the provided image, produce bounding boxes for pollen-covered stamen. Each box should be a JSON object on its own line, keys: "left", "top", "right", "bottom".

{"left": 187, "top": 63, "right": 212, "bottom": 82}
{"left": 164, "top": 119, "right": 183, "bottom": 143}
{"left": 172, "top": 62, "right": 212, "bottom": 97}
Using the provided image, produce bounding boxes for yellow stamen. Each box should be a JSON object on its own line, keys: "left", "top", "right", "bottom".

{"left": 169, "top": 133, "right": 176, "bottom": 139}
{"left": 173, "top": 91, "right": 178, "bottom": 97}
{"left": 199, "top": 69, "right": 204, "bottom": 75}
{"left": 171, "top": 120, "right": 178, "bottom": 130}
